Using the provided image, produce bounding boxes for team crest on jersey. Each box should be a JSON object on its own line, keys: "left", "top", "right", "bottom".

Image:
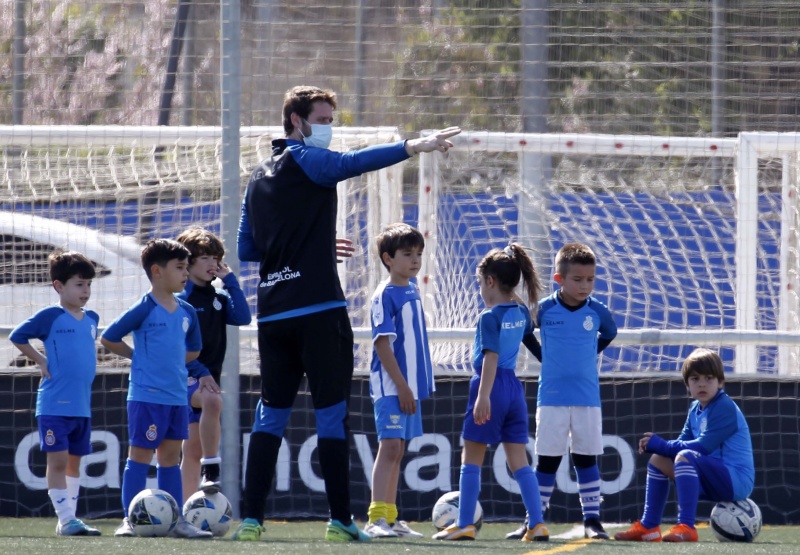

{"left": 182, "top": 317, "right": 189, "bottom": 332}
{"left": 699, "top": 416, "right": 707, "bottom": 434}
{"left": 187, "top": 377, "right": 198, "bottom": 386}
{"left": 146, "top": 425, "right": 158, "bottom": 441}
{"left": 44, "top": 429, "right": 56, "bottom": 446}
{"left": 213, "top": 298, "right": 222, "bottom": 311}
{"left": 583, "top": 315, "right": 594, "bottom": 331}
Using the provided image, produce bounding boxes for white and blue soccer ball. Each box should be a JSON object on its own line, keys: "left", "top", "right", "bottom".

{"left": 431, "top": 491, "right": 483, "bottom": 531}
{"left": 710, "top": 498, "right": 762, "bottom": 542}
{"left": 183, "top": 491, "right": 233, "bottom": 537}
{"left": 128, "top": 488, "right": 180, "bottom": 537}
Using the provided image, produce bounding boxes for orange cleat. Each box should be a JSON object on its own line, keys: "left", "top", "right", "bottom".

{"left": 614, "top": 521, "right": 662, "bottom": 542}
{"left": 662, "top": 523, "right": 698, "bottom": 542}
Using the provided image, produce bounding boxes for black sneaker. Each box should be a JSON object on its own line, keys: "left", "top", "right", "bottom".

{"left": 200, "top": 462, "right": 221, "bottom": 494}
{"left": 584, "top": 517, "right": 610, "bottom": 540}
{"left": 505, "top": 519, "right": 528, "bottom": 540}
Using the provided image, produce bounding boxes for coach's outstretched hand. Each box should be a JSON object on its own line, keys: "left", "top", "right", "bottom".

{"left": 405, "top": 127, "right": 462, "bottom": 156}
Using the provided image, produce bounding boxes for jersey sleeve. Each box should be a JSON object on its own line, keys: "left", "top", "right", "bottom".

{"left": 9, "top": 307, "right": 63, "bottom": 344}
{"left": 290, "top": 142, "right": 410, "bottom": 186}
{"left": 187, "top": 358, "right": 212, "bottom": 379}
{"left": 101, "top": 297, "right": 151, "bottom": 342}
{"left": 180, "top": 300, "right": 203, "bottom": 352}
{"left": 476, "top": 310, "right": 501, "bottom": 354}
{"left": 645, "top": 405, "right": 712, "bottom": 457}
{"left": 370, "top": 287, "right": 396, "bottom": 342}
{"left": 237, "top": 192, "right": 261, "bottom": 262}
{"left": 220, "top": 273, "right": 252, "bottom": 326}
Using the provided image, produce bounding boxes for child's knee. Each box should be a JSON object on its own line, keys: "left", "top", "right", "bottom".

{"left": 202, "top": 391, "right": 223, "bottom": 414}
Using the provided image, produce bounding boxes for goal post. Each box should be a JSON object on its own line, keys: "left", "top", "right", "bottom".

{"left": 416, "top": 130, "right": 800, "bottom": 375}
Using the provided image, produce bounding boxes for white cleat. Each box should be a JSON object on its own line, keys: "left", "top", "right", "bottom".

{"left": 391, "top": 520, "right": 424, "bottom": 538}
{"left": 170, "top": 519, "right": 213, "bottom": 539}
{"left": 363, "top": 518, "right": 398, "bottom": 538}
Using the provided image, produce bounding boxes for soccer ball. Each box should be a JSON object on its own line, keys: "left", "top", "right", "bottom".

{"left": 183, "top": 491, "right": 233, "bottom": 537}
{"left": 431, "top": 491, "right": 483, "bottom": 531}
{"left": 710, "top": 498, "right": 762, "bottom": 542}
{"left": 128, "top": 488, "right": 180, "bottom": 537}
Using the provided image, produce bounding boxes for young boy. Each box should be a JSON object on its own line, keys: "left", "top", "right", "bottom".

{"left": 176, "top": 227, "right": 251, "bottom": 501}
{"left": 507, "top": 242, "right": 617, "bottom": 540}
{"left": 100, "top": 239, "right": 212, "bottom": 539}
{"left": 615, "top": 348, "right": 755, "bottom": 543}
{"left": 10, "top": 250, "right": 102, "bottom": 536}
{"left": 364, "top": 223, "right": 434, "bottom": 539}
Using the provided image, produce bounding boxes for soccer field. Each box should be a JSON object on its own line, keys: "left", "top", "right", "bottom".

{"left": 1, "top": 519, "right": 798, "bottom": 555}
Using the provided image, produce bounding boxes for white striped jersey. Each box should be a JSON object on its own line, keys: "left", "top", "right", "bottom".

{"left": 369, "top": 279, "right": 434, "bottom": 402}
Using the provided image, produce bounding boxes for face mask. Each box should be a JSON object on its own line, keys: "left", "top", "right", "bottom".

{"left": 300, "top": 120, "right": 332, "bottom": 149}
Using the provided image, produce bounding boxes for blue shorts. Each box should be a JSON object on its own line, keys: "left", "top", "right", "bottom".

{"left": 680, "top": 450, "right": 735, "bottom": 502}
{"left": 463, "top": 370, "right": 529, "bottom": 445}
{"left": 127, "top": 400, "right": 189, "bottom": 449}
{"left": 37, "top": 415, "right": 92, "bottom": 455}
{"left": 374, "top": 395, "right": 423, "bottom": 441}
{"left": 187, "top": 377, "right": 202, "bottom": 424}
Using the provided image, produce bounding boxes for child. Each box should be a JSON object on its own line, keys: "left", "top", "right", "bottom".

{"left": 10, "top": 250, "right": 102, "bottom": 536}
{"left": 506, "top": 242, "right": 617, "bottom": 540}
{"left": 100, "top": 239, "right": 212, "bottom": 539}
{"left": 615, "top": 348, "right": 755, "bottom": 543}
{"left": 434, "top": 243, "right": 548, "bottom": 542}
{"left": 364, "top": 223, "right": 434, "bottom": 539}
{"left": 176, "top": 227, "right": 251, "bottom": 502}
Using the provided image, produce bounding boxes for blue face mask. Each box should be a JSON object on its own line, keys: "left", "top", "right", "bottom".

{"left": 300, "top": 120, "right": 333, "bottom": 149}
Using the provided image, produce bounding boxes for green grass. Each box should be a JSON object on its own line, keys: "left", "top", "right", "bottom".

{"left": 1, "top": 519, "right": 799, "bottom": 555}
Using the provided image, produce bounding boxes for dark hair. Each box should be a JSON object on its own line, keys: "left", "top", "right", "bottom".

{"left": 49, "top": 250, "right": 96, "bottom": 284}
{"left": 282, "top": 86, "right": 337, "bottom": 135}
{"left": 681, "top": 348, "right": 725, "bottom": 386}
{"left": 376, "top": 223, "right": 425, "bottom": 271}
{"left": 477, "top": 243, "right": 542, "bottom": 308}
{"left": 141, "top": 238, "right": 191, "bottom": 280}
{"left": 175, "top": 227, "right": 225, "bottom": 266}
{"left": 555, "top": 242, "right": 596, "bottom": 276}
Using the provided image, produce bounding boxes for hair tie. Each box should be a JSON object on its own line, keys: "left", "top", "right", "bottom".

{"left": 503, "top": 245, "right": 514, "bottom": 258}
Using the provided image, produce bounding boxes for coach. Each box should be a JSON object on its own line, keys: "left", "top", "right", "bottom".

{"left": 234, "top": 85, "right": 459, "bottom": 541}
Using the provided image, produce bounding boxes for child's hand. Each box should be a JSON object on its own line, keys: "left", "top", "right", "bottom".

{"left": 214, "top": 262, "right": 232, "bottom": 280}
{"left": 473, "top": 395, "right": 491, "bottom": 425}
{"left": 39, "top": 360, "right": 51, "bottom": 380}
{"left": 638, "top": 432, "right": 653, "bottom": 454}
{"left": 398, "top": 384, "right": 417, "bottom": 415}
{"left": 335, "top": 238, "right": 355, "bottom": 263}
{"left": 199, "top": 375, "right": 221, "bottom": 394}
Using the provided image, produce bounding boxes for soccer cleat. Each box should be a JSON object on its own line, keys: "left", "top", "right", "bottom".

{"left": 200, "top": 463, "right": 222, "bottom": 494}
{"left": 614, "top": 520, "right": 662, "bottom": 542}
{"left": 391, "top": 520, "right": 424, "bottom": 539}
{"left": 432, "top": 524, "right": 476, "bottom": 541}
{"left": 231, "top": 518, "right": 265, "bottom": 541}
{"left": 505, "top": 521, "right": 528, "bottom": 540}
{"left": 56, "top": 518, "right": 102, "bottom": 536}
{"left": 521, "top": 523, "right": 550, "bottom": 542}
{"left": 114, "top": 517, "right": 135, "bottom": 537}
{"left": 363, "top": 518, "right": 398, "bottom": 538}
{"left": 325, "top": 518, "right": 372, "bottom": 541}
{"left": 662, "top": 523, "right": 698, "bottom": 543}
{"left": 170, "top": 518, "right": 213, "bottom": 539}
{"left": 584, "top": 517, "right": 610, "bottom": 540}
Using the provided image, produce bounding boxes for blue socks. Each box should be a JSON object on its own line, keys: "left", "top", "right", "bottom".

{"left": 157, "top": 464, "right": 184, "bottom": 509}
{"left": 514, "top": 466, "right": 544, "bottom": 525}
{"left": 535, "top": 470, "right": 556, "bottom": 513}
{"left": 641, "top": 462, "right": 670, "bottom": 529}
{"left": 576, "top": 464, "right": 602, "bottom": 520}
{"left": 121, "top": 459, "right": 149, "bottom": 517}
{"left": 457, "top": 464, "right": 481, "bottom": 528}
{"left": 674, "top": 460, "right": 699, "bottom": 527}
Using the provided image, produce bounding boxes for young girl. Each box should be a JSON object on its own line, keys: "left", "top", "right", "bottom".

{"left": 433, "top": 243, "right": 549, "bottom": 542}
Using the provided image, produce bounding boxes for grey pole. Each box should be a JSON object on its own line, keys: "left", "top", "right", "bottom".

{"left": 181, "top": 2, "right": 196, "bottom": 126}
{"left": 12, "top": 0, "right": 26, "bottom": 125}
{"left": 354, "top": 0, "right": 366, "bottom": 126}
{"left": 711, "top": 0, "right": 726, "bottom": 185}
{"left": 220, "top": 0, "right": 242, "bottom": 518}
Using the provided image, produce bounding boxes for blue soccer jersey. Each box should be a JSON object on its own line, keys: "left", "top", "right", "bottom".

{"left": 101, "top": 293, "right": 201, "bottom": 406}
{"left": 646, "top": 390, "right": 755, "bottom": 500}
{"left": 536, "top": 292, "right": 618, "bottom": 407}
{"left": 473, "top": 303, "right": 533, "bottom": 374}
{"left": 369, "top": 279, "right": 434, "bottom": 401}
{"left": 10, "top": 306, "right": 100, "bottom": 418}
